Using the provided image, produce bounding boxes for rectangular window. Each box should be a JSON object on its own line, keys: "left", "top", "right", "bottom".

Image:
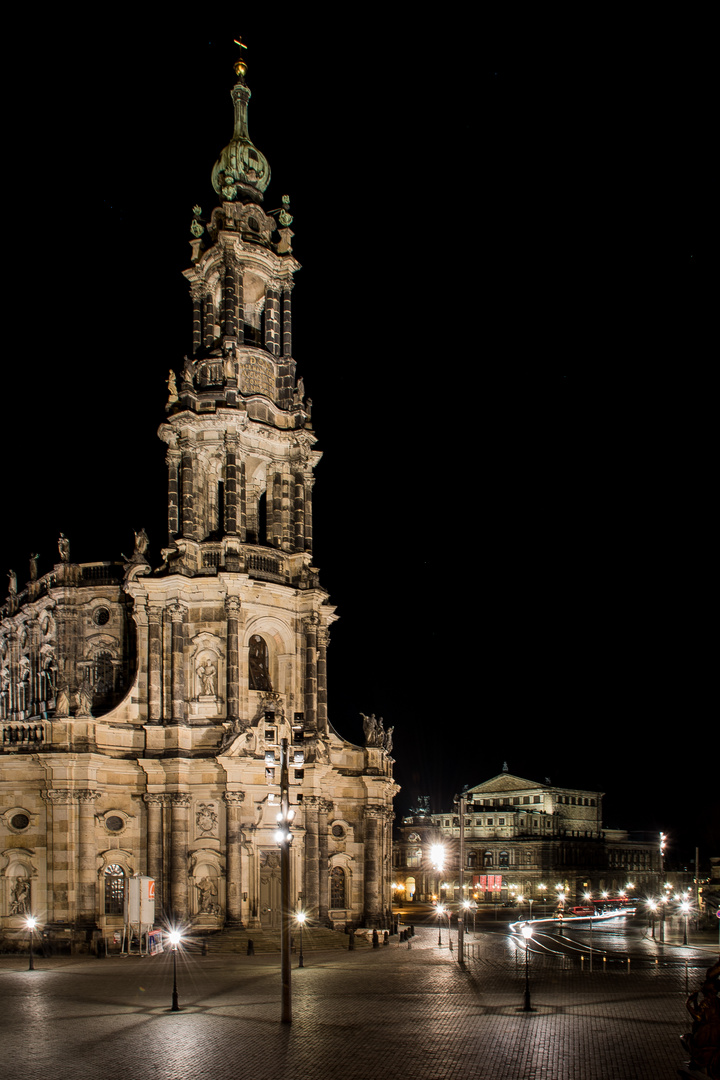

{"left": 499, "top": 818, "right": 505, "bottom": 825}
{"left": 487, "top": 818, "right": 493, "bottom": 825}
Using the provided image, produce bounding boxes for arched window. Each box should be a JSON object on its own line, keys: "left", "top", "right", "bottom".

{"left": 499, "top": 851, "right": 509, "bottom": 867}
{"left": 330, "top": 866, "right": 346, "bottom": 908}
{"left": 104, "top": 864, "right": 125, "bottom": 915}
{"left": 484, "top": 851, "right": 493, "bottom": 867}
{"left": 248, "top": 635, "right": 272, "bottom": 690}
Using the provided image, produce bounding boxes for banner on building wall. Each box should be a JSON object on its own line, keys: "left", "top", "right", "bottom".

{"left": 473, "top": 875, "right": 503, "bottom": 892}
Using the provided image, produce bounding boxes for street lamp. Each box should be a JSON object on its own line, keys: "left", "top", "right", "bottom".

{"left": 295, "top": 910, "right": 306, "bottom": 968}
{"left": 520, "top": 924, "right": 535, "bottom": 1012}
{"left": 168, "top": 929, "right": 181, "bottom": 1011}
{"left": 436, "top": 904, "right": 445, "bottom": 946}
{"left": 26, "top": 916, "right": 36, "bottom": 971}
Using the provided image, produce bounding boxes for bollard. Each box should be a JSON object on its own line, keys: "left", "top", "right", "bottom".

{"left": 247, "top": 939, "right": 254, "bottom": 956}
{"left": 383, "top": 931, "right": 389, "bottom": 946}
{"left": 410, "top": 925, "right": 415, "bottom": 937}
{"left": 202, "top": 939, "right": 208, "bottom": 956}
{"left": 372, "top": 929, "right": 379, "bottom": 949}
{"left": 407, "top": 936, "right": 411, "bottom": 949}
{"left": 348, "top": 929, "right": 355, "bottom": 950}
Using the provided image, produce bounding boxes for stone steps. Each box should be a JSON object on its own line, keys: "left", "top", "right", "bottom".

{"left": 201, "top": 926, "right": 374, "bottom": 954}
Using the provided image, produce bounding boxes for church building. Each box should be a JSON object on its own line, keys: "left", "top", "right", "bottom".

{"left": 0, "top": 47, "right": 397, "bottom": 949}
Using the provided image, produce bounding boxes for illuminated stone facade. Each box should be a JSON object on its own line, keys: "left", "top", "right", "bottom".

{"left": 0, "top": 56, "right": 396, "bottom": 950}
{"left": 394, "top": 770, "right": 660, "bottom": 904}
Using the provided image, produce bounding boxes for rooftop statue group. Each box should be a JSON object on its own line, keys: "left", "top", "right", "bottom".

{"left": 361, "top": 712, "right": 393, "bottom": 753}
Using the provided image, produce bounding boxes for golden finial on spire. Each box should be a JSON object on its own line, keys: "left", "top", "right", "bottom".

{"left": 233, "top": 36, "right": 248, "bottom": 77}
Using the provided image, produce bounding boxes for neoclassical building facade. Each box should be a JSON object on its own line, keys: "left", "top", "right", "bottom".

{"left": 0, "top": 49, "right": 397, "bottom": 949}
{"left": 394, "top": 770, "right": 660, "bottom": 903}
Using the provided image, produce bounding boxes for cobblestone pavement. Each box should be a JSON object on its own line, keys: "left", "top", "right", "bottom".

{"left": 1, "top": 927, "right": 716, "bottom": 1080}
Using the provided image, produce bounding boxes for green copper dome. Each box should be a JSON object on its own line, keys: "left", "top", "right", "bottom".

{"left": 212, "top": 63, "right": 270, "bottom": 204}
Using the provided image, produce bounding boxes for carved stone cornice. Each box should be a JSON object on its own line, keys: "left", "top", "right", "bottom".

{"left": 169, "top": 793, "right": 192, "bottom": 808}
{"left": 364, "top": 805, "right": 386, "bottom": 820}
{"left": 42, "top": 789, "right": 101, "bottom": 804}
{"left": 224, "top": 596, "right": 242, "bottom": 617}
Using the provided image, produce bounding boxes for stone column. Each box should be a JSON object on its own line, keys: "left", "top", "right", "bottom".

{"left": 77, "top": 790, "right": 101, "bottom": 927}
{"left": 166, "top": 450, "right": 181, "bottom": 541}
{"left": 191, "top": 290, "right": 203, "bottom": 354}
{"left": 223, "top": 256, "right": 237, "bottom": 338}
{"left": 270, "top": 470, "right": 282, "bottom": 547}
{"left": 147, "top": 606, "right": 163, "bottom": 722}
{"left": 180, "top": 447, "right": 194, "bottom": 539}
{"left": 303, "top": 614, "right": 318, "bottom": 731}
{"left": 203, "top": 294, "right": 214, "bottom": 349}
{"left": 237, "top": 271, "right": 244, "bottom": 344}
{"left": 144, "top": 794, "right": 167, "bottom": 920}
{"left": 282, "top": 285, "right": 292, "bottom": 357}
{"left": 169, "top": 605, "right": 186, "bottom": 723}
{"left": 224, "top": 792, "right": 245, "bottom": 926}
{"left": 224, "top": 436, "right": 239, "bottom": 536}
{"left": 304, "top": 473, "right": 315, "bottom": 555}
{"left": 318, "top": 800, "right": 332, "bottom": 924}
{"left": 303, "top": 796, "right": 321, "bottom": 919}
{"left": 264, "top": 286, "right": 280, "bottom": 355}
{"left": 225, "top": 597, "right": 241, "bottom": 723}
{"left": 293, "top": 471, "right": 305, "bottom": 552}
{"left": 316, "top": 627, "right": 329, "bottom": 736}
{"left": 42, "top": 789, "right": 72, "bottom": 922}
{"left": 170, "top": 794, "right": 191, "bottom": 921}
{"left": 239, "top": 458, "right": 247, "bottom": 541}
{"left": 363, "top": 806, "right": 383, "bottom": 927}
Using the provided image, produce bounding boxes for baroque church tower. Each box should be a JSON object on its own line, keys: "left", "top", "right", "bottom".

{"left": 0, "top": 47, "right": 397, "bottom": 947}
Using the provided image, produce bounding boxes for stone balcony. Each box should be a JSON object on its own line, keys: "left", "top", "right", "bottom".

{"left": 171, "top": 539, "right": 319, "bottom": 588}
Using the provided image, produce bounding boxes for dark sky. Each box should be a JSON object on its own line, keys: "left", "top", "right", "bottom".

{"left": 3, "top": 18, "right": 713, "bottom": 865}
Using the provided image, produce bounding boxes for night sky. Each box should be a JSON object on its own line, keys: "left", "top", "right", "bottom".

{"left": 3, "top": 18, "right": 713, "bottom": 865}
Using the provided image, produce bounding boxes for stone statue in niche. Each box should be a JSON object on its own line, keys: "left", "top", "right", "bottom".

{"left": 196, "top": 803, "right": 218, "bottom": 837}
{"left": 197, "top": 659, "right": 217, "bottom": 697}
{"left": 249, "top": 635, "right": 272, "bottom": 691}
{"left": 10, "top": 876, "right": 30, "bottom": 915}
{"left": 196, "top": 876, "right": 219, "bottom": 916}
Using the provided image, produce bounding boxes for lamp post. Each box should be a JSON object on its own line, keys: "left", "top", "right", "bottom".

{"left": 520, "top": 924, "right": 535, "bottom": 1012}
{"left": 681, "top": 901, "right": 690, "bottom": 946}
{"left": 168, "top": 929, "right": 181, "bottom": 1011}
{"left": 295, "top": 910, "right": 306, "bottom": 968}
{"left": 437, "top": 904, "right": 445, "bottom": 946}
{"left": 26, "top": 916, "right": 36, "bottom": 971}
{"left": 647, "top": 899, "right": 657, "bottom": 940}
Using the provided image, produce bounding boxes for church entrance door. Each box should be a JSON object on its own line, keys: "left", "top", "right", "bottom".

{"left": 259, "top": 851, "right": 281, "bottom": 929}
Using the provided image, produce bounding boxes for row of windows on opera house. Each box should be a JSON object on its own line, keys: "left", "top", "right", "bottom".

{"left": 393, "top": 771, "right": 662, "bottom": 903}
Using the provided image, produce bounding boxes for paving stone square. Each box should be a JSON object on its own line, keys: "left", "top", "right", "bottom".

{"left": 1, "top": 927, "right": 712, "bottom": 1080}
